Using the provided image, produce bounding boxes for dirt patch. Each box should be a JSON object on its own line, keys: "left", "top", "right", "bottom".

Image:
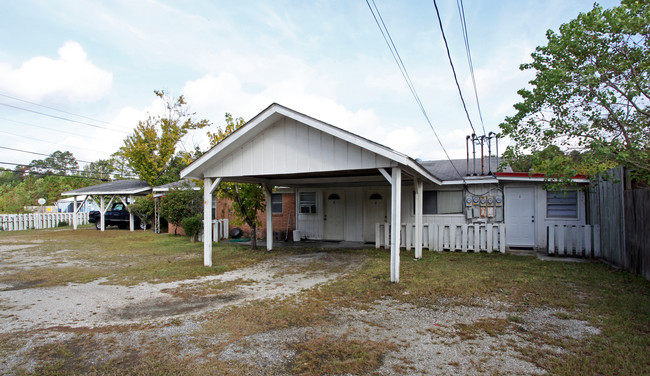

{"left": 110, "top": 294, "right": 243, "bottom": 320}
{"left": 0, "top": 252, "right": 365, "bottom": 333}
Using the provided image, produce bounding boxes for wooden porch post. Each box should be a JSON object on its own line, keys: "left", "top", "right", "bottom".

{"left": 414, "top": 177, "right": 423, "bottom": 259}
{"left": 390, "top": 167, "right": 402, "bottom": 283}
{"left": 203, "top": 177, "right": 222, "bottom": 267}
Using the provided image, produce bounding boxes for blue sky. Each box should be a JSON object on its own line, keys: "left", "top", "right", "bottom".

{"left": 0, "top": 0, "right": 621, "bottom": 170}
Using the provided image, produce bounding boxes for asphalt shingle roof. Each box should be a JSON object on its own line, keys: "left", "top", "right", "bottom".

{"left": 419, "top": 158, "right": 511, "bottom": 181}
{"left": 61, "top": 180, "right": 151, "bottom": 196}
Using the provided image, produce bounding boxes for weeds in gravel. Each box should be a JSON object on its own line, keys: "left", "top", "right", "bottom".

{"left": 291, "top": 334, "right": 395, "bottom": 375}
{"left": 3, "top": 229, "right": 650, "bottom": 375}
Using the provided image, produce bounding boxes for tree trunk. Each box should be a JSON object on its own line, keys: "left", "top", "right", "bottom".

{"left": 250, "top": 223, "right": 257, "bottom": 250}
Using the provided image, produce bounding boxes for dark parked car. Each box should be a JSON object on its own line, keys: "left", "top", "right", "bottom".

{"left": 88, "top": 202, "right": 141, "bottom": 230}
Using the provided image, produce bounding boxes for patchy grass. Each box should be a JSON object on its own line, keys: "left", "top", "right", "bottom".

{"left": 291, "top": 334, "right": 396, "bottom": 375}
{"left": 0, "top": 228, "right": 274, "bottom": 287}
{"left": 2, "top": 229, "right": 649, "bottom": 375}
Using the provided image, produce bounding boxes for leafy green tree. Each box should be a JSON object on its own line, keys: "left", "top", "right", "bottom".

{"left": 160, "top": 186, "right": 203, "bottom": 235}
{"left": 208, "top": 113, "right": 267, "bottom": 250}
{"left": 0, "top": 175, "right": 95, "bottom": 213}
{"left": 500, "top": 0, "right": 650, "bottom": 185}
{"left": 218, "top": 183, "right": 266, "bottom": 250}
{"left": 83, "top": 158, "right": 117, "bottom": 181}
{"left": 207, "top": 113, "right": 245, "bottom": 145}
{"left": 122, "top": 90, "right": 210, "bottom": 186}
{"left": 29, "top": 150, "right": 79, "bottom": 176}
{"left": 128, "top": 194, "right": 155, "bottom": 228}
{"left": 181, "top": 215, "right": 203, "bottom": 242}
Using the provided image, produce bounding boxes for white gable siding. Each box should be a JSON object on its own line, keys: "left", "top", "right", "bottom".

{"left": 206, "top": 118, "right": 394, "bottom": 177}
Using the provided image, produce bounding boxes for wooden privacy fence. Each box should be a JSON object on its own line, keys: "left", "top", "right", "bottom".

{"left": 198, "top": 219, "right": 230, "bottom": 242}
{"left": 546, "top": 224, "right": 600, "bottom": 257}
{"left": 375, "top": 223, "right": 506, "bottom": 253}
{"left": 0, "top": 212, "right": 89, "bottom": 231}
{"left": 589, "top": 166, "right": 650, "bottom": 281}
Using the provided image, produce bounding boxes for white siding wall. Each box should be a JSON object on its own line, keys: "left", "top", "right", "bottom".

{"left": 296, "top": 189, "right": 323, "bottom": 239}
{"left": 402, "top": 183, "right": 503, "bottom": 227}
{"left": 504, "top": 183, "right": 587, "bottom": 249}
{"left": 208, "top": 118, "right": 394, "bottom": 177}
{"left": 344, "top": 187, "right": 364, "bottom": 241}
{"left": 536, "top": 185, "right": 586, "bottom": 249}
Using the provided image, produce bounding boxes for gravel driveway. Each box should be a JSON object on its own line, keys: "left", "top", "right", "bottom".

{"left": 0, "top": 240, "right": 599, "bottom": 375}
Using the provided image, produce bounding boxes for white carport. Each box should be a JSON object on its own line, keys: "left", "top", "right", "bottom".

{"left": 61, "top": 180, "right": 152, "bottom": 232}
{"left": 181, "top": 103, "right": 441, "bottom": 282}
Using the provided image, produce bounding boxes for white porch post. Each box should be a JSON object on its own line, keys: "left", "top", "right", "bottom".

{"left": 203, "top": 177, "right": 222, "bottom": 267}
{"left": 129, "top": 195, "right": 135, "bottom": 231}
{"left": 414, "top": 177, "right": 423, "bottom": 259}
{"left": 390, "top": 167, "right": 402, "bottom": 283}
{"left": 73, "top": 196, "right": 78, "bottom": 230}
{"left": 100, "top": 195, "right": 105, "bottom": 232}
{"left": 265, "top": 185, "right": 273, "bottom": 251}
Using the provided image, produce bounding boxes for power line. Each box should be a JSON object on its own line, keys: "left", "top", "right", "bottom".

{"left": 456, "top": 0, "right": 487, "bottom": 136}
{"left": 0, "top": 102, "right": 130, "bottom": 134}
{"left": 0, "top": 161, "right": 109, "bottom": 181}
{"left": 365, "top": 0, "right": 467, "bottom": 182}
{"left": 0, "top": 146, "right": 93, "bottom": 164}
{"left": 0, "top": 115, "right": 110, "bottom": 141}
{"left": 432, "top": 0, "right": 478, "bottom": 137}
{"left": 0, "top": 129, "right": 115, "bottom": 156}
{"left": 0, "top": 92, "right": 129, "bottom": 129}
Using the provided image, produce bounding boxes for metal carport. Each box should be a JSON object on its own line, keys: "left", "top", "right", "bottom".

{"left": 61, "top": 180, "right": 152, "bottom": 231}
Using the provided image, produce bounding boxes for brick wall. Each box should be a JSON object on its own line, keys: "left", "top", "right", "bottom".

{"left": 167, "top": 192, "right": 296, "bottom": 239}
{"left": 215, "top": 192, "right": 296, "bottom": 240}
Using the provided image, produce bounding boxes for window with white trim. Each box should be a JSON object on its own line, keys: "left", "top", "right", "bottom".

{"left": 271, "top": 193, "right": 283, "bottom": 214}
{"left": 546, "top": 191, "right": 578, "bottom": 218}
{"left": 299, "top": 192, "right": 317, "bottom": 214}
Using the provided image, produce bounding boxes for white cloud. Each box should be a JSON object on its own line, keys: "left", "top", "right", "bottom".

{"left": 0, "top": 41, "right": 112, "bottom": 103}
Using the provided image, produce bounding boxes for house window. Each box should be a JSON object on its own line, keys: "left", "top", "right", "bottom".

{"left": 547, "top": 191, "right": 578, "bottom": 218}
{"left": 299, "top": 192, "right": 317, "bottom": 214}
{"left": 271, "top": 193, "right": 283, "bottom": 214}
{"left": 438, "top": 191, "right": 463, "bottom": 214}
{"left": 416, "top": 190, "right": 463, "bottom": 214}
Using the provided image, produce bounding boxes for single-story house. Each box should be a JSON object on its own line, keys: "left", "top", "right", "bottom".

{"left": 181, "top": 103, "right": 590, "bottom": 282}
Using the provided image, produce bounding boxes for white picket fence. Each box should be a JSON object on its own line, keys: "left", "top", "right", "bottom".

{"left": 376, "top": 222, "right": 506, "bottom": 253}
{"left": 198, "top": 219, "right": 230, "bottom": 241}
{"left": 0, "top": 212, "right": 89, "bottom": 231}
{"left": 547, "top": 224, "right": 601, "bottom": 258}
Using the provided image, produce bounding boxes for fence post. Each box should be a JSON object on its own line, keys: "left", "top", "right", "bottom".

{"left": 593, "top": 225, "right": 601, "bottom": 258}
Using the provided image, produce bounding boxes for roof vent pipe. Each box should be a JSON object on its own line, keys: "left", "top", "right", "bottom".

{"left": 487, "top": 132, "right": 493, "bottom": 175}
{"left": 466, "top": 135, "right": 470, "bottom": 176}
{"left": 495, "top": 133, "right": 499, "bottom": 172}
{"left": 471, "top": 134, "right": 477, "bottom": 176}
{"left": 479, "top": 136, "right": 485, "bottom": 176}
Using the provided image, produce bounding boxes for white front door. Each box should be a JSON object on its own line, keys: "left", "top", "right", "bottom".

{"left": 506, "top": 187, "right": 535, "bottom": 247}
{"left": 363, "top": 191, "right": 387, "bottom": 242}
{"left": 324, "top": 192, "right": 344, "bottom": 240}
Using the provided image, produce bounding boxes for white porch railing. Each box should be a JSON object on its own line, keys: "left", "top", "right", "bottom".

{"left": 0, "top": 212, "right": 89, "bottom": 231}
{"left": 376, "top": 223, "right": 506, "bottom": 253}
{"left": 198, "top": 219, "right": 229, "bottom": 242}
{"left": 547, "top": 224, "right": 600, "bottom": 258}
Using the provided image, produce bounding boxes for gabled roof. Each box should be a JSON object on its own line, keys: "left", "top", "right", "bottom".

{"left": 61, "top": 180, "right": 151, "bottom": 196}
{"left": 181, "top": 103, "right": 442, "bottom": 185}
